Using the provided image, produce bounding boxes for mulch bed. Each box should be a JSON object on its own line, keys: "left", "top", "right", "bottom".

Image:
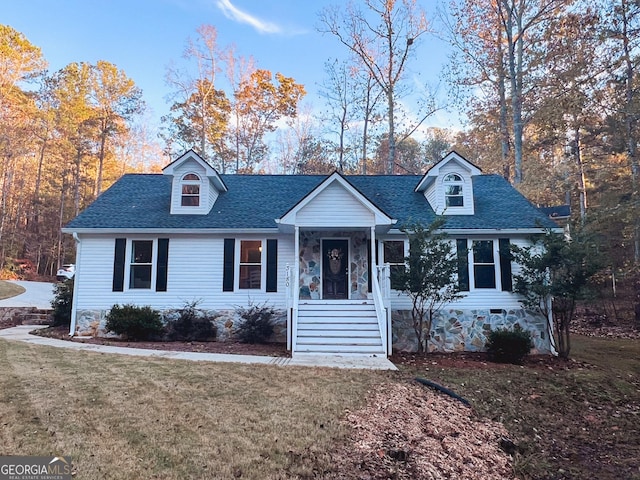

{"left": 31, "top": 325, "right": 290, "bottom": 357}
{"left": 390, "top": 350, "right": 592, "bottom": 371}
{"left": 325, "top": 382, "right": 514, "bottom": 479}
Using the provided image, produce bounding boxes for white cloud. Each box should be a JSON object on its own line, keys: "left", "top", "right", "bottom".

{"left": 215, "top": 0, "right": 282, "bottom": 34}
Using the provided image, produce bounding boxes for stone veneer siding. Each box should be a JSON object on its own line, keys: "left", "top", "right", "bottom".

{"left": 298, "top": 230, "right": 370, "bottom": 300}
{"left": 392, "top": 308, "right": 551, "bottom": 354}
{"left": 74, "top": 308, "right": 287, "bottom": 343}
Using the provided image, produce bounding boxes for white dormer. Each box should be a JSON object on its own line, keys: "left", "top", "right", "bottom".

{"left": 162, "top": 149, "right": 227, "bottom": 215}
{"left": 414, "top": 151, "right": 482, "bottom": 215}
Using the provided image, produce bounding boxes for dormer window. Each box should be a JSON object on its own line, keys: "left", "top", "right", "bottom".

{"left": 444, "top": 173, "right": 464, "bottom": 207}
{"left": 181, "top": 173, "right": 201, "bottom": 206}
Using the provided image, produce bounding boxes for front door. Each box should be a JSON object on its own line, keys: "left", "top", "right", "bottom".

{"left": 322, "top": 239, "right": 348, "bottom": 300}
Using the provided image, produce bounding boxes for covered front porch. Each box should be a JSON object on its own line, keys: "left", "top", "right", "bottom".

{"left": 285, "top": 228, "right": 392, "bottom": 356}
{"left": 275, "top": 172, "right": 398, "bottom": 357}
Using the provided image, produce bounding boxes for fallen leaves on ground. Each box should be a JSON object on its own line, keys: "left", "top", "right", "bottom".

{"left": 326, "top": 381, "right": 514, "bottom": 479}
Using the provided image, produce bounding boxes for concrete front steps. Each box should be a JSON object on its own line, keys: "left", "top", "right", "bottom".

{"left": 294, "top": 300, "right": 385, "bottom": 356}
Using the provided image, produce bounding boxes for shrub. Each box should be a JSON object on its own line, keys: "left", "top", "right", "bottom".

{"left": 165, "top": 301, "right": 217, "bottom": 342}
{"left": 235, "top": 302, "right": 276, "bottom": 344}
{"left": 105, "top": 304, "right": 164, "bottom": 340}
{"left": 51, "top": 278, "right": 73, "bottom": 327}
{"left": 485, "top": 326, "right": 533, "bottom": 364}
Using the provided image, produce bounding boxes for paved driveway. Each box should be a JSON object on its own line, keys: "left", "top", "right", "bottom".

{"left": 0, "top": 281, "right": 55, "bottom": 309}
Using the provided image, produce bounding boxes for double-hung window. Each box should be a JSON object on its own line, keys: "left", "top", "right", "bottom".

{"left": 223, "top": 239, "right": 277, "bottom": 293}
{"left": 130, "top": 240, "right": 153, "bottom": 289}
{"left": 383, "top": 240, "right": 406, "bottom": 289}
{"left": 112, "top": 238, "right": 169, "bottom": 292}
{"left": 456, "top": 238, "right": 512, "bottom": 291}
{"left": 239, "top": 240, "right": 262, "bottom": 289}
{"left": 472, "top": 240, "right": 496, "bottom": 289}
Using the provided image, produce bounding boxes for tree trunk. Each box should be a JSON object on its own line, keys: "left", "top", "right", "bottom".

{"left": 96, "top": 128, "right": 107, "bottom": 197}
{"left": 31, "top": 138, "right": 47, "bottom": 232}
{"left": 574, "top": 128, "right": 587, "bottom": 223}
{"left": 511, "top": 7, "right": 525, "bottom": 184}
{"left": 74, "top": 148, "right": 82, "bottom": 217}
{"left": 496, "top": 5, "right": 511, "bottom": 181}
{"left": 622, "top": 0, "right": 640, "bottom": 262}
{"left": 362, "top": 81, "right": 371, "bottom": 174}
{"left": 386, "top": 89, "right": 395, "bottom": 175}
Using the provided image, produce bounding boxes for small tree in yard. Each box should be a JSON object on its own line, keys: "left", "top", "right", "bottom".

{"left": 395, "top": 220, "right": 463, "bottom": 353}
{"left": 51, "top": 279, "right": 73, "bottom": 327}
{"left": 512, "top": 228, "right": 601, "bottom": 359}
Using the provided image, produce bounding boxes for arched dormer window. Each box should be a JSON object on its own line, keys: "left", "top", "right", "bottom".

{"left": 444, "top": 173, "right": 464, "bottom": 207}
{"left": 181, "top": 173, "right": 201, "bottom": 206}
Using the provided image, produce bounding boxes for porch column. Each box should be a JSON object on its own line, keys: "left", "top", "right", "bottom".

{"left": 292, "top": 226, "right": 300, "bottom": 353}
{"left": 370, "top": 226, "right": 376, "bottom": 273}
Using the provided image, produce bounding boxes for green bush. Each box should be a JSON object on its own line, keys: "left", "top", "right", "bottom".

{"left": 51, "top": 279, "right": 73, "bottom": 327}
{"left": 105, "top": 304, "right": 164, "bottom": 340}
{"left": 485, "top": 326, "right": 533, "bottom": 364}
{"left": 234, "top": 302, "right": 276, "bottom": 344}
{"left": 165, "top": 301, "right": 217, "bottom": 342}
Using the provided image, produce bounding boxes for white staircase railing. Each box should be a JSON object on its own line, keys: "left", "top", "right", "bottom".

{"left": 376, "top": 264, "right": 392, "bottom": 354}
{"left": 371, "top": 264, "right": 390, "bottom": 356}
{"left": 285, "top": 263, "right": 292, "bottom": 351}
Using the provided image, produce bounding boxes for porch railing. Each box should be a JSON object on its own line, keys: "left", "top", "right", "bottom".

{"left": 371, "top": 264, "right": 391, "bottom": 356}
{"left": 285, "top": 263, "right": 292, "bottom": 351}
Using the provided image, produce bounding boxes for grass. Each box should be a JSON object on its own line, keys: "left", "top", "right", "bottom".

{"left": 1, "top": 334, "right": 638, "bottom": 479}
{"left": 0, "top": 340, "right": 388, "bottom": 479}
{"left": 0, "top": 280, "right": 25, "bottom": 300}
{"left": 396, "top": 334, "right": 640, "bottom": 480}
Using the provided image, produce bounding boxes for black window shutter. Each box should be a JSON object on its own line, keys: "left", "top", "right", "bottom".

{"left": 456, "top": 239, "right": 470, "bottom": 292}
{"left": 499, "top": 238, "right": 513, "bottom": 292}
{"left": 223, "top": 238, "right": 235, "bottom": 292}
{"left": 156, "top": 238, "right": 169, "bottom": 292}
{"left": 266, "top": 239, "right": 278, "bottom": 292}
{"left": 112, "top": 238, "right": 126, "bottom": 292}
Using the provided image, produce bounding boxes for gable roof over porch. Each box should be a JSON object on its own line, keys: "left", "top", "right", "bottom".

{"left": 276, "top": 172, "right": 396, "bottom": 231}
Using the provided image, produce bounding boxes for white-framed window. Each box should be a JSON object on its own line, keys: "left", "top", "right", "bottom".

{"left": 181, "top": 173, "right": 201, "bottom": 207}
{"left": 456, "top": 238, "right": 513, "bottom": 291}
{"left": 383, "top": 240, "right": 406, "bottom": 289}
{"left": 129, "top": 240, "right": 154, "bottom": 289}
{"left": 444, "top": 173, "right": 464, "bottom": 207}
{"left": 238, "top": 240, "right": 263, "bottom": 290}
{"left": 472, "top": 240, "right": 496, "bottom": 289}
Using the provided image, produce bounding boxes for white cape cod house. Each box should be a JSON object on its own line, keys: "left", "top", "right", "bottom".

{"left": 63, "top": 150, "right": 558, "bottom": 356}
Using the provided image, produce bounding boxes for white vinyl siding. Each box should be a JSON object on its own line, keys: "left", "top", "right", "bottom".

{"left": 388, "top": 236, "right": 529, "bottom": 312}
{"left": 73, "top": 233, "right": 294, "bottom": 313}
{"left": 296, "top": 182, "right": 375, "bottom": 227}
{"left": 169, "top": 159, "right": 219, "bottom": 215}
{"left": 423, "top": 161, "right": 475, "bottom": 215}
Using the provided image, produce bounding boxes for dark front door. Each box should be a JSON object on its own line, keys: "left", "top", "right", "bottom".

{"left": 322, "top": 239, "right": 348, "bottom": 300}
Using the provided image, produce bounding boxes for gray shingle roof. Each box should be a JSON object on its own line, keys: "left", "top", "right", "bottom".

{"left": 64, "top": 173, "right": 557, "bottom": 230}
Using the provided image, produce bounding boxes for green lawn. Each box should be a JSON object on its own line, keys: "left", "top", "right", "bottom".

{"left": 1, "top": 334, "right": 638, "bottom": 479}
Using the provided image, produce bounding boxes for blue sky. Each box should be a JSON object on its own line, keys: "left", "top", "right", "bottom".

{"left": 3, "top": 0, "right": 459, "bottom": 132}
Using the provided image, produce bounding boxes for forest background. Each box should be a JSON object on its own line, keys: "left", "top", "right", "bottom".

{"left": 1, "top": 0, "right": 638, "bottom": 323}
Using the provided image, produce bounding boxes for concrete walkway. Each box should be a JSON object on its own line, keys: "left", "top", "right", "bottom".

{"left": 0, "top": 325, "right": 398, "bottom": 370}
{"left": 0, "top": 281, "right": 55, "bottom": 309}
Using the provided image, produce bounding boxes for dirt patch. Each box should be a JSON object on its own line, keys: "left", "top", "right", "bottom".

{"left": 33, "top": 325, "right": 289, "bottom": 357}
{"left": 325, "top": 381, "right": 514, "bottom": 479}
